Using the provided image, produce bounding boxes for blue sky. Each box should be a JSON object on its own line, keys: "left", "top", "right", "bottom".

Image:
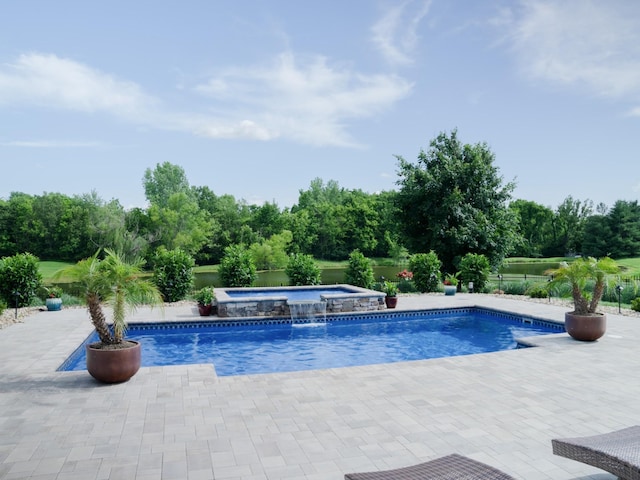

{"left": 1, "top": 0, "right": 639, "bottom": 211}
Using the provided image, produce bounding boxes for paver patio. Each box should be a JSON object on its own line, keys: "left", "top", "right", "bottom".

{"left": 1, "top": 294, "right": 638, "bottom": 479}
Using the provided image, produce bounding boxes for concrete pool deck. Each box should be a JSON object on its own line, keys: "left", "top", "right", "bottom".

{"left": 1, "top": 294, "right": 639, "bottom": 479}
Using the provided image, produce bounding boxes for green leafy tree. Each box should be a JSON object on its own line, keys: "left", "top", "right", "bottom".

{"left": 146, "top": 192, "right": 212, "bottom": 255}
{"left": 342, "top": 190, "right": 379, "bottom": 255}
{"left": 408, "top": 252, "right": 441, "bottom": 293}
{"left": 459, "top": 253, "right": 491, "bottom": 293}
{"left": 373, "top": 190, "right": 403, "bottom": 258}
{"left": 1, "top": 193, "right": 41, "bottom": 257}
{"left": 285, "top": 253, "right": 321, "bottom": 286}
{"left": 249, "top": 230, "right": 293, "bottom": 270}
{"left": 83, "top": 193, "right": 148, "bottom": 260}
{"left": 291, "top": 179, "right": 348, "bottom": 259}
{"left": 143, "top": 162, "right": 192, "bottom": 208}
{"left": 0, "top": 252, "right": 42, "bottom": 307}
{"left": 607, "top": 200, "right": 640, "bottom": 258}
{"left": 219, "top": 244, "right": 257, "bottom": 287}
{"left": 582, "top": 215, "right": 613, "bottom": 258}
{"left": 344, "top": 249, "right": 375, "bottom": 289}
{"left": 152, "top": 247, "right": 195, "bottom": 302}
{"left": 396, "top": 130, "right": 520, "bottom": 272}
{"left": 248, "top": 201, "right": 284, "bottom": 239}
{"left": 193, "top": 187, "right": 252, "bottom": 264}
{"left": 282, "top": 208, "right": 316, "bottom": 255}
{"left": 546, "top": 196, "right": 593, "bottom": 256}
{"left": 290, "top": 179, "right": 394, "bottom": 259}
{"left": 509, "top": 199, "right": 555, "bottom": 257}
{"left": 30, "top": 193, "right": 91, "bottom": 261}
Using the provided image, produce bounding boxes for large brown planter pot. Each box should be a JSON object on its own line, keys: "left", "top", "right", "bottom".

{"left": 564, "top": 312, "right": 606, "bottom": 341}
{"left": 385, "top": 296, "right": 398, "bottom": 309}
{"left": 86, "top": 341, "right": 141, "bottom": 383}
{"left": 198, "top": 304, "right": 213, "bottom": 316}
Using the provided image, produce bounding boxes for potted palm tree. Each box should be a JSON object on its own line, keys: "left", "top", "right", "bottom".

{"left": 546, "top": 257, "right": 619, "bottom": 341}
{"left": 56, "top": 249, "right": 163, "bottom": 383}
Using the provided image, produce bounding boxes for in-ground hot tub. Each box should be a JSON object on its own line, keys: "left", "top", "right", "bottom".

{"left": 214, "top": 284, "right": 386, "bottom": 317}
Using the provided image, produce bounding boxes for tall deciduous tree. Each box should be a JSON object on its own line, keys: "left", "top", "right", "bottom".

{"left": 143, "top": 162, "right": 192, "bottom": 207}
{"left": 395, "top": 130, "right": 520, "bottom": 272}
{"left": 548, "top": 196, "right": 593, "bottom": 256}
{"left": 509, "top": 199, "right": 555, "bottom": 257}
{"left": 607, "top": 200, "right": 640, "bottom": 258}
{"left": 147, "top": 192, "right": 212, "bottom": 255}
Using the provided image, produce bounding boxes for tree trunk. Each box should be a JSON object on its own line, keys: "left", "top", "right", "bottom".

{"left": 88, "top": 294, "right": 114, "bottom": 344}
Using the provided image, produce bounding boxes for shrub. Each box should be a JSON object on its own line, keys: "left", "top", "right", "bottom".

{"left": 631, "top": 297, "right": 640, "bottom": 312}
{"left": 0, "top": 298, "right": 6, "bottom": 316}
{"left": 397, "top": 279, "right": 417, "bottom": 293}
{"left": 496, "top": 280, "right": 531, "bottom": 295}
{"left": 285, "top": 253, "right": 321, "bottom": 286}
{"left": 459, "top": 253, "right": 491, "bottom": 292}
{"left": 219, "top": 245, "right": 257, "bottom": 287}
{"left": 0, "top": 253, "right": 43, "bottom": 308}
{"left": 152, "top": 247, "right": 195, "bottom": 302}
{"left": 526, "top": 283, "right": 549, "bottom": 299}
{"left": 409, "top": 251, "right": 441, "bottom": 293}
{"left": 602, "top": 280, "right": 638, "bottom": 304}
{"left": 344, "top": 250, "right": 375, "bottom": 289}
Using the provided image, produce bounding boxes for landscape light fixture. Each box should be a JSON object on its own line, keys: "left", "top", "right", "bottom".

{"left": 616, "top": 285, "right": 624, "bottom": 313}
{"left": 13, "top": 290, "right": 19, "bottom": 319}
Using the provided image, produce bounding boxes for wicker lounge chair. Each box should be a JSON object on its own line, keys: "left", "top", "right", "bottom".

{"left": 552, "top": 425, "right": 640, "bottom": 480}
{"left": 344, "top": 453, "right": 515, "bottom": 480}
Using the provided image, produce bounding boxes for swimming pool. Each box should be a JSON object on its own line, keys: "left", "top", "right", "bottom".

{"left": 59, "top": 308, "right": 562, "bottom": 376}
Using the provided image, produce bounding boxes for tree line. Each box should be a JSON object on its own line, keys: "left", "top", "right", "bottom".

{"left": 2, "top": 130, "right": 639, "bottom": 270}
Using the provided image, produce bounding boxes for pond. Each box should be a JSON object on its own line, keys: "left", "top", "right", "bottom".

{"left": 194, "top": 266, "right": 401, "bottom": 289}
{"left": 194, "top": 263, "right": 559, "bottom": 288}
{"left": 498, "top": 262, "right": 558, "bottom": 276}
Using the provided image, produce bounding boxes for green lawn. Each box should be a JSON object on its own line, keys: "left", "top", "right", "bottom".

{"left": 38, "top": 261, "right": 73, "bottom": 281}
{"left": 616, "top": 258, "right": 640, "bottom": 276}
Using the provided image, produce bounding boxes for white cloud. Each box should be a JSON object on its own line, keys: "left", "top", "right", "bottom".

{"left": 0, "top": 51, "right": 412, "bottom": 147}
{"left": 501, "top": 1, "right": 640, "bottom": 112}
{"left": 0, "top": 53, "right": 157, "bottom": 118}
{"left": 371, "top": 0, "right": 432, "bottom": 66}
{"left": 194, "top": 52, "right": 413, "bottom": 146}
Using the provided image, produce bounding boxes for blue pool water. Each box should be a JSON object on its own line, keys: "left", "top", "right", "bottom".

{"left": 224, "top": 287, "right": 353, "bottom": 301}
{"left": 60, "top": 309, "right": 561, "bottom": 376}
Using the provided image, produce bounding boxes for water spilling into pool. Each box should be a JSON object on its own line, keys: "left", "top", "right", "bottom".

{"left": 59, "top": 308, "right": 562, "bottom": 376}
{"left": 289, "top": 300, "right": 327, "bottom": 325}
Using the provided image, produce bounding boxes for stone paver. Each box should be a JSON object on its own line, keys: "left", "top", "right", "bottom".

{"left": 1, "top": 294, "right": 639, "bottom": 479}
